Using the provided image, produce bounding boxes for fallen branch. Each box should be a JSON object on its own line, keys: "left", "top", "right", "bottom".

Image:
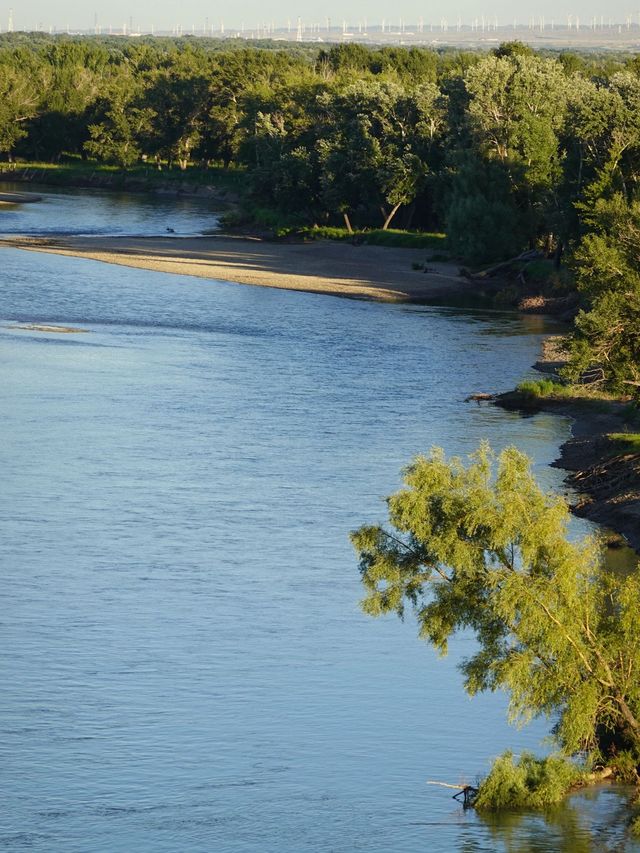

{"left": 427, "top": 781, "right": 479, "bottom": 806}
{"left": 465, "top": 392, "right": 495, "bottom": 403}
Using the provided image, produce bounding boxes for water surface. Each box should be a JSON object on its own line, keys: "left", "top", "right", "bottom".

{"left": 0, "top": 182, "right": 220, "bottom": 237}
{"left": 1, "top": 199, "right": 638, "bottom": 851}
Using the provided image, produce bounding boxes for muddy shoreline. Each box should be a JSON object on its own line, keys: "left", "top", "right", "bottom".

{"left": 497, "top": 392, "right": 640, "bottom": 553}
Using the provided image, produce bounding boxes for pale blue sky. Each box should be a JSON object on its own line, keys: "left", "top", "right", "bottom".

{"left": 6, "top": 0, "right": 640, "bottom": 34}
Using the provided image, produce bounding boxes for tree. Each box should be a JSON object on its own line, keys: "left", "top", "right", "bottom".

{"left": 142, "top": 62, "right": 209, "bottom": 169}
{"left": 85, "top": 95, "right": 155, "bottom": 167}
{"left": 0, "top": 62, "right": 39, "bottom": 157}
{"left": 316, "top": 80, "right": 441, "bottom": 230}
{"left": 351, "top": 444, "right": 640, "bottom": 766}
{"left": 445, "top": 155, "right": 526, "bottom": 264}
{"left": 461, "top": 54, "right": 569, "bottom": 250}
{"left": 563, "top": 194, "right": 640, "bottom": 392}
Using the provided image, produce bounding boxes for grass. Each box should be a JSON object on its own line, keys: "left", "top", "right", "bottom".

{"left": 0, "top": 158, "right": 248, "bottom": 192}
{"left": 302, "top": 225, "right": 447, "bottom": 250}
{"left": 515, "top": 379, "right": 577, "bottom": 401}
{"left": 515, "top": 378, "right": 622, "bottom": 404}
{"left": 219, "top": 205, "right": 306, "bottom": 233}
{"left": 608, "top": 432, "right": 640, "bottom": 454}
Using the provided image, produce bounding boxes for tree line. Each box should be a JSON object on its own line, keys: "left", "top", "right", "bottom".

{"left": 1, "top": 35, "right": 639, "bottom": 391}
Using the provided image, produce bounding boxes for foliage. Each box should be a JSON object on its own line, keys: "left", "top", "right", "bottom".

{"left": 515, "top": 379, "right": 573, "bottom": 401}
{"left": 607, "top": 433, "right": 640, "bottom": 454}
{"left": 474, "top": 752, "right": 583, "bottom": 810}
{"left": 445, "top": 156, "right": 526, "bottom": 264}
{"left": 0, "top": 36, "right": 638, "bottom": 383}
{"left": 303, "top": 226, "right": 446, "bottom": 249}
{"left": 562, "top": 195, "right": 640, "bottom": 393}
{"left": 351, "top": 444, "right": 640, "bottom": 764}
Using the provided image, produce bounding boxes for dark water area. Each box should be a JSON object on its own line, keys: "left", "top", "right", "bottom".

{"left": 1, "top": 191, "right": 639, "bottom": 852}
{"left": 0, "top": 182, "right": 220, "bottom": 237}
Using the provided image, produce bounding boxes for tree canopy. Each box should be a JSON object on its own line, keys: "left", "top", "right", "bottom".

{"left": 1, "top": 35, "right": 639, "bottom": 388}
{"left": 351, "top": 444, "right": 640, "bottom": 766}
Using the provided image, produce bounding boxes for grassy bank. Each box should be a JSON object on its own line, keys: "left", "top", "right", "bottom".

{"left": 299, "top": 225, "right": 447, "bottom": 251}
{"left": 495, "top": 375, "right": 640, "bottom": 552}
{"left": 0, "top": 160, "right": 248, "bottom": 194}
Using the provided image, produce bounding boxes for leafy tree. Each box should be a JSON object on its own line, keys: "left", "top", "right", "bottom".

{"left": 492, "top": 41, "right": 535, "bottom": 59}
{"left": 563, "top": 72, "right": 640, "bottom": 215}
{"left": 563, "top": 194, "right": 640, "bottom": 392}
{"left": 316, "top": 80, "right": 441, "bottom": 229}
{"left": 351, "top": 444, "right": 640, "bottom": 766}
{"left": 0, "top": 60, "right": 39, "bottom": 156}
{"left": 445, "top": 156, "right": 526, "bottom": 264}
{"left": 23, "top": 41, "right": 112, "bottom": 159}
{"left": 142, "top": 59, "right": 210, "bottom": 169}
{"left": 85, "top": 95, "right": 155, "bottom": 167}
{"left": 462, "top": 53, "right": 569, "bottom": 249}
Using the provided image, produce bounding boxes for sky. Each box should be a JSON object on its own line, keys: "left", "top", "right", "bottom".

{"left": 5, "top": 0, "right": 640, "bottom": 34}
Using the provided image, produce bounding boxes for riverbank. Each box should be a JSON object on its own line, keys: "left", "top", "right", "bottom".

{"left": 0, "top": 234, "right": 475, "bottom": 302}
{"left": 497, "top": 385, "right": 640, "bottom": 553}
{"left": 0, "top": 164, "right": 242, "bottom": 204}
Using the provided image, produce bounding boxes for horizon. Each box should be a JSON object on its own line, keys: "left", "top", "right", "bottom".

{"left": 4, "top": 3, "right": 640, "bottom": 40}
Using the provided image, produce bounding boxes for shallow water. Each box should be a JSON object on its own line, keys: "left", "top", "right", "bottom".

{"left": 0, "top": 182, "right": 220, "bottom": 237}
{"left": 1, "top": 193, "right": 638, "bottom": 851}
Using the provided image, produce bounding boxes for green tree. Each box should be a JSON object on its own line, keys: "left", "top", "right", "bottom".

{"left": 461, "top": 53, "right": 569, "bottom": 250}
{"left": 563, "top": 194, "right": 640, "bottom": 392}
{"left": 351, "top": 444, "right": 640, "bottom": 765}
{"left": 445, "top": 155, "right": 526, "bottom": 264}
{"left": 316, "top": 80, "right": 441, "bottom": 229}
{"left": 562, "top": 72, "right": 640, "bottom": 220}
{"left": 0, "top": 61, "right": 39, "bottom": 156}
{"left": 142, "top": 60, "right": 210, "bottom": 169}
{"left": 85, "top": 95, "right": 155, "bottom": 167}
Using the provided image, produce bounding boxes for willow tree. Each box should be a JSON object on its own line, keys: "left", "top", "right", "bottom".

{"left": 351, "top": 444, "right": 640, "bottom": 767}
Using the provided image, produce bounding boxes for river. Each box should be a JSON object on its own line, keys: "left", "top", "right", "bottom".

{"left": 1, "top": 188, "right": 638, "bottom": 852}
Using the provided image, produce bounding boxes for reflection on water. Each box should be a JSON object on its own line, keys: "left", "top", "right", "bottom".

{"left": 478, "top": 786, "right": 638, "bottom": 852}
{"left": 0, "top": 182, "right": 220, "bottom": 237}
{"left": 1, "top": 232, "right": 639, "bottom": 851}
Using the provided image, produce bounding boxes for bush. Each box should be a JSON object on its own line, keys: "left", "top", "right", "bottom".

{"left": 305, "top": 226, "right": 446, "bottom": 250}
{"left": 475, "top": 752, "right": 583, "bottom": 811}
{"left": 515, "top": 378, "right": 570, "bottom": 400}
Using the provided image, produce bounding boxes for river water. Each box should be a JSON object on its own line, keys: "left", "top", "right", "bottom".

{"left": 1, "top": 190, "right": 638, "bottom": 852}
{"left": 0, "top": 182, "right": 220, "bottom": 236}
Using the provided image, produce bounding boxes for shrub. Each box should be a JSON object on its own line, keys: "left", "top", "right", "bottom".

{"left": 305, "top": 226, "right": 446, "bottom": 250}
{"left": 515, "top": 378, "right": 570, "bottom": 400}
{"left": 475, "top": 752, "right": 583, "bottom": 811}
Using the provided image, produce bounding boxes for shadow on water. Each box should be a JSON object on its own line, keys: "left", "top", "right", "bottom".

{"left": 474, "top": 786, "right": 640, "bottom": 852}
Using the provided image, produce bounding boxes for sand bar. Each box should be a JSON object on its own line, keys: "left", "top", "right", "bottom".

{"left": 1, "top": 234, "right": 471, "bottom": 302}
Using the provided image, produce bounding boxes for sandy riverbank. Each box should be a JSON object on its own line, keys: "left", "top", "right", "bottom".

{"left": 0, "top": 234, "right": 473, "bottom": 302}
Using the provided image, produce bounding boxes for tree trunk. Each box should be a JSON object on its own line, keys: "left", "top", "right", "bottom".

{"left": 343, "top": 212, "right": 353, "bottom": 234}
{"left": 405, "top": 202, "right": 416, "bottom": 231}
{"left": 382, "top": 202, "right": 402, "bottom": 231}
{"left": 553, "top": 240, "right": 564, "bottom": 271}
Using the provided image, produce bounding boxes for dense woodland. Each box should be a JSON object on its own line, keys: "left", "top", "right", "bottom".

{"left": 1, "top": 34, "right": 639, "bottom": 391}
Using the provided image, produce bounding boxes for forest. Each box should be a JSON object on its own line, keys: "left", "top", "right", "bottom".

{"left": 1, "top": 33, "right": 639, "bottom": 391}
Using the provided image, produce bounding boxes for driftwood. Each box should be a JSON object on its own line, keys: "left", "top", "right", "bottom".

{"left": 465, "top": 392, "right": 496, "bottom": 403}
{"left": 472, "top": 249, "right": 542, "bottom": 280}
{"left": 585, "top": 766, "right": 614, "bottom": 782}
{"left": 427, "top": 781, "right": 479, "bottom": 807}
